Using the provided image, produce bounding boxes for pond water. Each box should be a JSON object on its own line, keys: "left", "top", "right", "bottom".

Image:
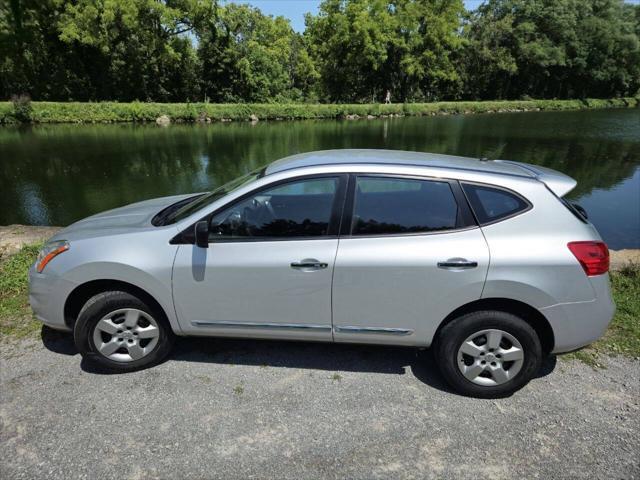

{"left": 0, "top": 108, "right": 638, "bottom": 249}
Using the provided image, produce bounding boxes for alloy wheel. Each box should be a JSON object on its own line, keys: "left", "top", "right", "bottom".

{"left": 92, "top": 308, "right": 160, "bottom": 363}
{"left": 456, "top": 328, "right": 525, "bottom": 386}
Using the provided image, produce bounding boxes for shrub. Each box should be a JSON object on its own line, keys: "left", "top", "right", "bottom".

{"left": 11, "top": 94, "right": 33, "bottom": 123}
{"left": 0, "top": 98, "right": 636, "bottom": 124}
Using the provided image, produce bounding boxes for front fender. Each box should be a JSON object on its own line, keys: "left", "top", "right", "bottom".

{"left": 64, "top": 261, "right": 183, "bottom": 335}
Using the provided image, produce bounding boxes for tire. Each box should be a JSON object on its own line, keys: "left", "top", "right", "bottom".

{"left": 434, "top": 310, "right": 542, "bottom": 398}
{"left": 73, "top": 291, "right": 175, "bottom": 372}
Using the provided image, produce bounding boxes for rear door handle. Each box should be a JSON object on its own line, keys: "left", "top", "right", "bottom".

{"left": 291, "top": 259, "right": 328, "bottom": 270}
{"left": 437, "top": 259, "right": 478, "bottom": 269}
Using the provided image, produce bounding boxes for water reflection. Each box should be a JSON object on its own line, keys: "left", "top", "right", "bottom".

{"left": 18, "top": 183, "right": 50, "bottom": 225}
{"left": 0, "top": 108, "right": 638, "bottom": 248}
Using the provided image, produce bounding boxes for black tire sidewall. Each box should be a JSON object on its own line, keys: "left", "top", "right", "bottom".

{"left": 436, "top": 310, "right": 542, "bottom": 398}
{"left": 73, "top": 291, "right": 174, "bottom": 372}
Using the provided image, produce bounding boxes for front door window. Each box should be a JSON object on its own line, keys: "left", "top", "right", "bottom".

{"left": 209, "top": 177, "right": 339, "bottom": 240}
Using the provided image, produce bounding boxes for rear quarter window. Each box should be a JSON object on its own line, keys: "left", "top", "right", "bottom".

{"left": 462, "top": 183, "right": 530, "bottom": 225}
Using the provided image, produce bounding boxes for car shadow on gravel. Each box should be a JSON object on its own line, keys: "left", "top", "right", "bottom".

{"left": 169, "top": 337, "right": 557, "bottom": 395}
{"left": 40, "top": 326, "right": 77, "bottom": 355}
{"left": 40, "top": 327, "right": 557, "bottom": 396}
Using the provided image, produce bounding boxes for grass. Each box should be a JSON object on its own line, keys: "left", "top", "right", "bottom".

{"left": 0, "top": 97, "right": 638, "bottom": 124}
{"left": 0, "top": 244, "right": 42, "bottom": 339}
{"left": 565, "top": 263, "right": 640, "bottom": 367}
{"left": 1, "top": 245, "right": 638, "bottom": 366}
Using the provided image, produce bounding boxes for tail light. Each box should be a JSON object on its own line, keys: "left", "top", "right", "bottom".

{"left": 567, "top": 241, "right": 609, "bottom": 276}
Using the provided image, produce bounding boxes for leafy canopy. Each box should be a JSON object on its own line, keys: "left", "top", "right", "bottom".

{"left": 0, "top": 0, "right": 638, "bottom": 102}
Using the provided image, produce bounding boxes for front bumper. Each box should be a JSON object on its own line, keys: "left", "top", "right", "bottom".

{"left": 28, "top": 264, "right": 77, "bottom": 332}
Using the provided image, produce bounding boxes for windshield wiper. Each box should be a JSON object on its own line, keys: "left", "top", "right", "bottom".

{"left": 152, "top": 194, "right": 205, "bottom": 226}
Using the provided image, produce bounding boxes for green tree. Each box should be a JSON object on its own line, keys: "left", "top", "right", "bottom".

{"left": 289, "top": 32, "right": 320, "bottom": 101}
{"left": 0, "top": 0, "right": 211, "bottom": 101}
{"left": 56, "top": 0, "right": 212, "bottom": 101}
{"left": 305, "top": 0, "right": 464, "bottom": 102}
{"left": 462, "top": 0, "right": 640, "bottom": 99}
{"left": 0, "top": 0, "right": 91, "bottom": 99}
{"left": 394, "top": 0, "right": 466, "bottom": 100}
{"left": 305, "top": 0, "right": 397, "bottom": 102}
{"left": 2, "top": 0, "right": 639, "bottom": 103}
{"left": 198, "top": 3, "right": 311, "bottom": 103}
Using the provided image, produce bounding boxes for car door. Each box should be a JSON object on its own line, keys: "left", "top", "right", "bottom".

{"left": 172, "top": 175, "right": 346, "bottom": 341}
{"left": 332, "top": 175, "right": 489, "bottom": 346}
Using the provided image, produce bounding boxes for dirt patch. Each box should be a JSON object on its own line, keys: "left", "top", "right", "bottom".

{"left": 610, "top": 249, "right": 640, "bottom": 271}
{"left": 0, "top": 225, "right": 61, "bottom": 259}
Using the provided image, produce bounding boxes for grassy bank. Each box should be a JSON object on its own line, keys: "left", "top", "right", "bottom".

{"left": 566, "top": 264, "right": 640, "bottom": 367}
{"left": 0, "top": 244, "right": 42, "bottom": 338}
{"left": 2, "top": 245, "right": 639, "bottom": 364}
{"left": 1, "top": 97, "right": 638, "bottom": 124}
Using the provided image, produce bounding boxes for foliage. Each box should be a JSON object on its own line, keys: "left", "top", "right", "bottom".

{"left": 304, "top": 0, "right": 400, "bottom": 102}
{"left": 0, "top": 98, "right": 636, "bottom": 124}
{"left": 305, "top": 0, "right": 466, "bottom": 102}
{"left": 0, "top": 0, "right": 213, "bottom": 102}
{"left": 197, "top": 3, "right": 313, "bottom": 103}
{"left": 0, "top": 243, "right": 41, "bottom": 339}
{"left": 461, "top": 0, "right": 640, "bottom": 99}
{"left": 0, "top": 0, "right": 639, "bottom": 104}
{"left": 565, "top": 263, "right": 640, "bottom": 367}
{"left": 10, "top": 93, "right": 31, "bottom": 122}
{"left": 595, "top": 264, "right": 640, "bottom": 357}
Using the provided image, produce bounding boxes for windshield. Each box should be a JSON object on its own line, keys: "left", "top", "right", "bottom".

{"left": 163, "top": 166, "right": 266, "bottom": 225}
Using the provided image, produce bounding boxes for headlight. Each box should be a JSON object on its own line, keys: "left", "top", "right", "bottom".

{"left": 36, "top": 240, "right": 70, "bottom": 273}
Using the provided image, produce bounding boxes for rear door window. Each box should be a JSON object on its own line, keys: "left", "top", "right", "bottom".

{"left": 351, "top": 176, "right": 463, "bottom": 235}
{"left": 462, "top": 183, "right": 530, "bottom": 225}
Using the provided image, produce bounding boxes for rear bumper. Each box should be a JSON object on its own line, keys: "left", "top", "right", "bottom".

{"left": 541, "top": 274, "right": 615, "bottom": 354}
{"left": 28, "top": 264, "right": 76, "bottom": 332}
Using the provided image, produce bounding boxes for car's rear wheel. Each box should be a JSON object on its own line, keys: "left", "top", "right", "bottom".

{"left": 73, "top": 291, "right": 174, "bottom": 372}
{"left": 435, "top": 310, "right": 542, "bottom": 398}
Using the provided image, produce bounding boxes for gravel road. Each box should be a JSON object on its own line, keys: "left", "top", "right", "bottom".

{"left": 1, "top": 331, "right": 639, "bottom": 480}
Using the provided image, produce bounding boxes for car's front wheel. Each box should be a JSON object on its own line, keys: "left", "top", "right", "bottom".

{"left": 435, "top": 310, "right": 542, "bottom": 398}
{"left": 73, "top": 291, "right": 175, "bottom": 372}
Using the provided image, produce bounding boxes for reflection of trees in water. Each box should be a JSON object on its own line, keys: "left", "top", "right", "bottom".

{"left": 354, "top": 219, "right": 453, "bottom": 235}
{"left": 530, "top": 142, "right": 638, "bottom": 199}
{"left": 0, "top": 109, "right": 638, "bottom": 225}
{"left": 226, "top": 219, "right": 329, "bottom": 237}
{"left": 255, "top": 219, "right": 329, "bottom": 237}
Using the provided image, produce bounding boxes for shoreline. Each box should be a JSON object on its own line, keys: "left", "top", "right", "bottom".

{"left": 1, "top": 224, "right": 638, "bottom": 269}
{"left": 1, "top": 97, "right": 638, "bottom": 125}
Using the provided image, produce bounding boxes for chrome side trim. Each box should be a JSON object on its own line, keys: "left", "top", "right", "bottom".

{"left": 334, "top": 326, "right": 414, "bottom": 336}
{"left": 191, "top": 321, "right": 331, "bottom": 331}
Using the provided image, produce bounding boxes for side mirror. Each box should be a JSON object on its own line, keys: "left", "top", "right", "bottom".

{"left": 194, "top": 221, "right": 209, "bottom": 248}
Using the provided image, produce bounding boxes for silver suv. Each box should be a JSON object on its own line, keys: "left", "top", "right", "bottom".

{"left": 29, "top": 150, "right": 614, "bottom": 398}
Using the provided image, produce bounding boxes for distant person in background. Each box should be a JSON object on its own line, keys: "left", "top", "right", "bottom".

{"left": 384, "top": 89, "right": 391, "bottom": 104}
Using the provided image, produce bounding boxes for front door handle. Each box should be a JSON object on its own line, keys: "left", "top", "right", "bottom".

{"left": 437, "top": 259, "right": 478, "bottom": 269}
{"left": 291, "top": 259, "right": 328, "bottom": 270}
